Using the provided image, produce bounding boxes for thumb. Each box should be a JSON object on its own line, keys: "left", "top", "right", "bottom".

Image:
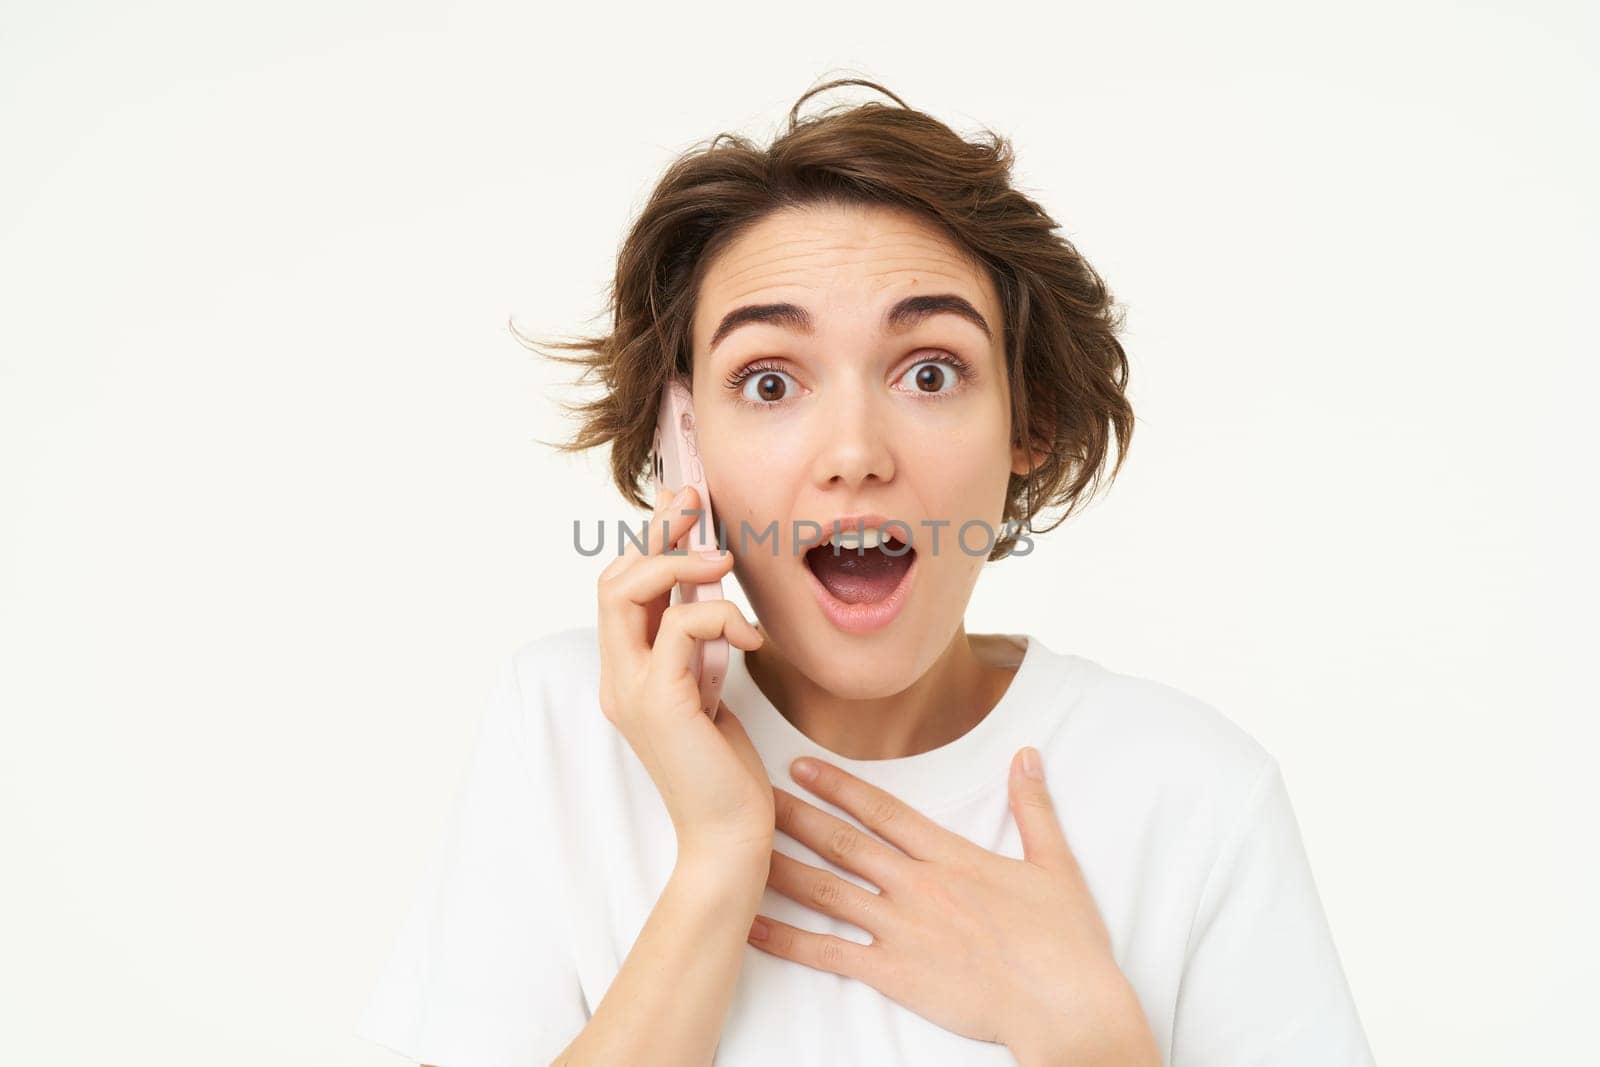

{"left": 1009, "top": 746, "right": 1073, "bottom": 872}
{"left": 713, "top": 700, "right": 764, "bottom": 765}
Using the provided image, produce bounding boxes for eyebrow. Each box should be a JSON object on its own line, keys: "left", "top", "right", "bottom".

{"left": 707, "top": 293, "right": 994, "bottom": 353}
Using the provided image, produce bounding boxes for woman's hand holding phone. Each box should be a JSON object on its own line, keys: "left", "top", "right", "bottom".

{"left": 596, "top": 483, "right": 775, "bottom": 869}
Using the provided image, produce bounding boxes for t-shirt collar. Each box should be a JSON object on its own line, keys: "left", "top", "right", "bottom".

{"left": 720, "top": 633, "right": 1083, "bottom": 813}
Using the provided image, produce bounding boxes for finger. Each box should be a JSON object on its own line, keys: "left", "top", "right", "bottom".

{"left": 1008, "top": 746, "right": 1076, "bottom": 874}
{"left": 786, "top": 757, "right": 968, "bottom": 866}
{"left": 710, "top": 699, "right": 762, "bottom": 762}
{"left": 746, "top": 912, "right": 879, "bottom": 983}
{"left": 601, "top": 486, "right": 681, "bottom": 580}
{"left": 598, "top": 547, "right": 737, "bottom": 668}
{"left": 655, "top": 483, "right": 714, "bottom": 554}
{"left": 766, "top": 848, "right": 887, "bottom": 932}
{"left": 772, "top": 785, "right": 912, "bottom": 894}
{"left": 609, "top": 543, "right": 735, "bottom": 608}
{"left": 647, "top": 600, "right": 764, "bottom": 702}
{"left": 604, "top": 484, "right": 705, "bottom": 578}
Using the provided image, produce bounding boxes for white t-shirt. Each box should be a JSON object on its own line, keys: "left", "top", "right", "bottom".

{"left": 357, "top": 626, "right": 1375, "bottom": 1066}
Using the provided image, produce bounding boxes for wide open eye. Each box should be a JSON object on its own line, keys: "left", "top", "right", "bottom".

{"left": 895, "top": 358, "right": 963, "bottom": 396}
{"left": 728, "top": 363, "right": 799, "bottom": 405}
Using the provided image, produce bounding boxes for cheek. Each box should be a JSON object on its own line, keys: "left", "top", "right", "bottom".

{"left": 919, "top": 434, "right": 1015, "bottom": 506}
{"left": 698, "top": 444, "right": 792, "bottom": 541}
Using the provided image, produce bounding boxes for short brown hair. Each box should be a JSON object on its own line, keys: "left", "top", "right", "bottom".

{"left": 518, "top": 76, "right": 1133, "bottom": 560}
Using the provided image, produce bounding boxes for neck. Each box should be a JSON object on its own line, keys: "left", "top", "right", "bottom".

{"left": 742, "top": 625, "right": 1020, "bottom": 761}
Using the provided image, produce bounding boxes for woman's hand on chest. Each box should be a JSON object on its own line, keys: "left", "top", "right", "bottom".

{"left": 744, "top": 749, "right": 1162, "bottom": 1067}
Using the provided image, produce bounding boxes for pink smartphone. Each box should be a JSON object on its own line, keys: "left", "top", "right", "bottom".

{"left": 651, "top": 378, "right": 729, "bottom": 721}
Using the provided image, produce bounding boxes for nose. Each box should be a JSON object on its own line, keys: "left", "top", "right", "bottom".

{"left": 807, "top": 379, "right": 896, "bottom": 492}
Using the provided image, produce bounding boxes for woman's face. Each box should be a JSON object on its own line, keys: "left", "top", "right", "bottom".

{"left": 690, "top": 201, "right": 1034, "bottom": 698}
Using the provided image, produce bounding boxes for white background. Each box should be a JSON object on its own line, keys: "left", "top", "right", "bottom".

{"left": 2, "top": 1, "right": 1594, "bottom": 1063}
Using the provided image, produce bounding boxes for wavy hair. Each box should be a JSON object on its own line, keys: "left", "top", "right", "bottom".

{"left": 516, "top": 76, "right": 1133, "bottom": 560}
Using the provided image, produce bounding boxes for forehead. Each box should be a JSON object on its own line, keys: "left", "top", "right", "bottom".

{"left": 693, "top": 203, "right": 999, "bottom": 344}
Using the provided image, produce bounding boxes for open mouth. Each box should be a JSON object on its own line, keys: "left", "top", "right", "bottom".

{"left": 804, "top": 533, "right": 916, "bottom": 601}
{"left": 801, "top": 533, "right": 918, "bottom": 633}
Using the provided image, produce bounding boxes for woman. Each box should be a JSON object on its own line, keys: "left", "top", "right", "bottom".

{"left": 358, "top": 78, "right": 1375, "bottom": 1066}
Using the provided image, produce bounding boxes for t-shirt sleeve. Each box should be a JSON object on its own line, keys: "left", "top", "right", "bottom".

{"left": 1170, "top": 756, "right": 1376, "bottom": 1067}
{"left": 356, "top": 650, "right": 589, "bottom": 1066}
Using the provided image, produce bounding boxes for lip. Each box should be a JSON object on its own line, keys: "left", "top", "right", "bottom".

{"left": 822, "top": 513, "right": 891, "bottom": 533}
{"left": 805, "top": 513, "right": 911, "bottom": 546}
{"left": 799, "top": 528, "right": 919, "bottom": 635}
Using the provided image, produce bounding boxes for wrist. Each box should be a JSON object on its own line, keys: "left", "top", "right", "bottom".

{"left": 674, "top": 839, "right": 772, "bottom": 900}
{"left": 1006, "top": 975, "right": 1160, "bottom": 1067}
{"left": 1010, "top": 1027, "right": 1158, "bottom": 1067}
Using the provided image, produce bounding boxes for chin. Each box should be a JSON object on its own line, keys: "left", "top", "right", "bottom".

{"left": 818, "top": 639, "right": 926, "bottom": 694}
{"left": 754, "top": 603, "right": 944, "bottom": 701}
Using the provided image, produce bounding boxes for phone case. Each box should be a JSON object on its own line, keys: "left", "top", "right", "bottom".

{"left": 650, "top": 378, "right": 729, "bottom": 721}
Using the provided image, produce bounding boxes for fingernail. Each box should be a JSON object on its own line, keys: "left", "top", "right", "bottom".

{"left": 748, "top": 917, "right": 770, "bottom": 941}
{"left": 1022, "top": 746, "right": 1043, "bottom": 780}
{"left": 699, "top": 548, "right": 726, "bottom": 560}
{"left": 792, "top": 758, "right": 819, "bottom": 782}
{"left": 673, "top": 486, "right": 696, "bottom": 509}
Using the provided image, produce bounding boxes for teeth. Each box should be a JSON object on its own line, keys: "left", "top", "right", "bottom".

{"left": 826, "top": 527, "right": 884, "bottom": 550}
